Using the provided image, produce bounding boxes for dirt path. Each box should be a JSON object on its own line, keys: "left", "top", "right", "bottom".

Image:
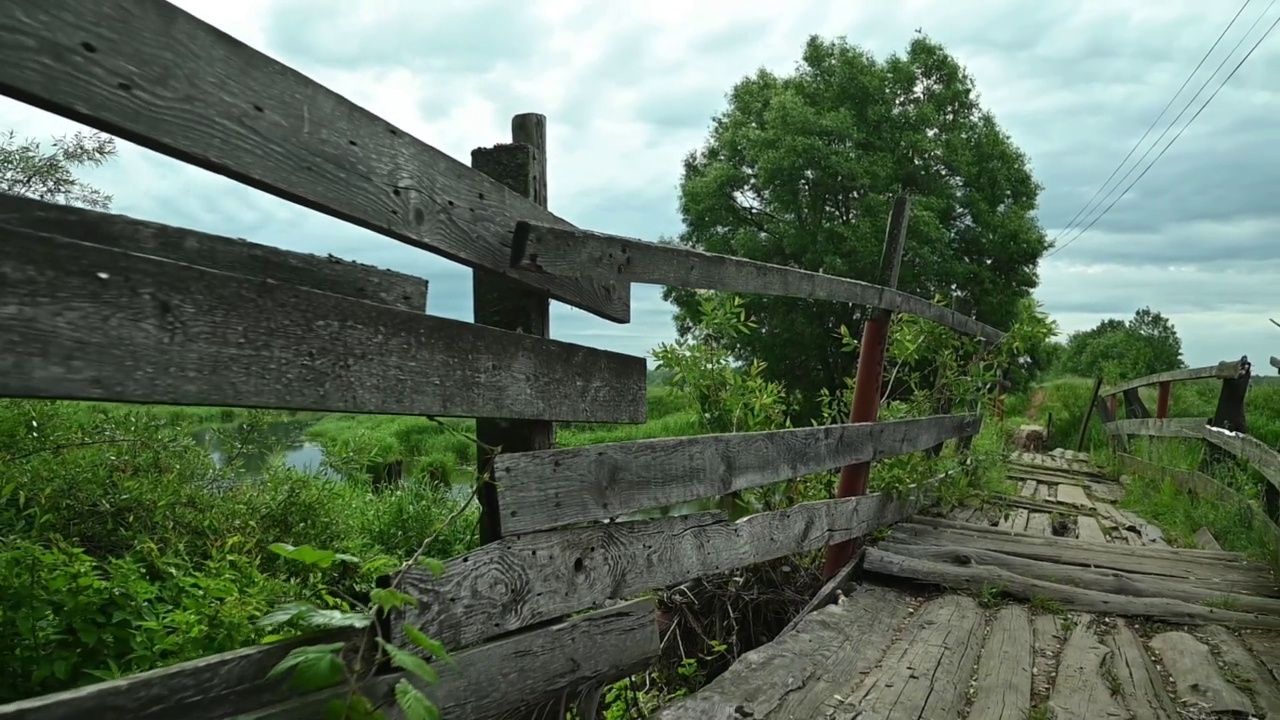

{"left": 1025, "top": 387, "right": 1047, "bottom": 421}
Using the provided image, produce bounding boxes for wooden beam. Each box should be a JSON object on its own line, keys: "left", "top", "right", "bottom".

{"left": 1200, "top": 427, "right": 1280, "bottom": 494}
{"left": 394, "top": 488, "right": 933, "bottom": 653}
{"left": 0, "top": 0, "right": 628, "bottom": 322}
{"left": 0, "top": 194, "right": 427, "bottom": 312}
{"left": 508, "top": 221, "right": 1003, "bottom": 342}
{"left": 1101, "top": 360, "right": 1244, "bottom": 397}
{"left": 1103, "top": 418, "right": 1204, "bottom": 439}
{"left": 495, "top": 413, "right": 981, "bottom": 535}
{"left": 0, "top": 224, "right": 646, "bottom": 422}
{"left": 239, "top": 600, "right": 659, "bottom": 720}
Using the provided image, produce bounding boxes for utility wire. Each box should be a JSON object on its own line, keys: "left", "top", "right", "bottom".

{"left": 1050, "top": 0, "right": 1254, "bottom": 244}
{"left": 1046, "top": 2, "right": 1279, "bottom": 258}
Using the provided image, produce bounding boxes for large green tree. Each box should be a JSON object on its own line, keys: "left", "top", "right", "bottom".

{"left": 664, "top": 34, "right": 1050, "bottom": 417}
{"left": 1058, "top": 307, "right": 1185, "bottom": 384}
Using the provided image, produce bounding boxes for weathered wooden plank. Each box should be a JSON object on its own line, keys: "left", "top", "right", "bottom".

{"left": 1048, "top": 615, "right": 1124, "bottom": 718}
{"left": 0, "top": 226, "right": 645, "bottom": 422}
{"left": 510, "top": 221, "right": 1002, "bottom": 341}
{"left": 0, "top": 195, "right": 427, "bottom": 311}
{"left": 1200, "top": 426, "right": 1280, "bottom": 493}
{"left": 1202, "top": 625, "right": 1280, "bottom": 718}
{"left": 495, "top": 414, "right": 980, "bottom": 534}
{"left": 0, "top": 629, "right": 358, "bottom": 720}
{"left": 1025, "top": 512, "right": 1053, "bottom": 536}
{"left": 243, "top": 599, "right": 659, "bottom": 720}
{"left": 865, "top": 549, "right": 1280, "bottom": 628}
{"left": 1030, "top": 614, "right": 1064, "bottom": 706}
{"left": 1193, "top": 527, "right": 1223, "bottom": 551}
{"left": 1076, "top": 515, "right": 1107, "bottom": 543}
{"left": 1055, "top": 484, "right": 1095, "bottom": 509}
{"left": 828, "top": 595, "right": 985, "bottom": 718}
{"left": 775, "top": 548, "right": 864, "bottom": 639}
{"left": 1106, "top": 621, "right": 1179, "bottom": 720}
{"left": 968, "top": 605, "right": 1033, "bottom": 720}
{"left": 397, "top": 489, "right": 931, "bottom": 652}
{"left": 1149, "top": 631, "right": 1255, "bottom": 716}
{"left": 1104, "top": 417, "right": 1205, "bottom": 438}
{"left": 1102, "top": 360, "right": 1245, "bottom": 396}
{"left": 1007, "top": 470, "right": 1091, "bottom": 487}
{"left": 650, "top": 586, "right": 915, "bottom": 720}
{"left": 0, "top": 0, "right": 629, "bottom": 322}
{"left": 1018, "top": 479, "right": 1038, "bottom": 497}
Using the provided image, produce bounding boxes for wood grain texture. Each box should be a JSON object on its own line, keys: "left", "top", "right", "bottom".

{"left": 1193, "top": 526, "right": 1223, "bottom": 551}
{"left": 1149, "top": 631, "right": 1255, "bottom": 716}
{"left": 496, "top": 413, "right": 981, "bottom": 534}
{"left": 775, "top": 548, "right": 864, "bottom": 639}
{"left": 1104, "top": 417, "right": 1206, "bottom": 438}
{"left": 0, "top": 629, "right": 358, "bottom": 720}
{"left": 1076, "top": 515, "right": 1107, "bottom": 543}
{"left": 242, "top": 599, "right": 659, "bottom": 720}
{"left": 1200, "top": 426, "right": 1280, "bottom": 492}
{"left": 1102, "top": 359, "right": 1245, "bottom": 396}
{"left": 0, "top": 195, "right": 427, "bottom": 311}
{"left": 1047, "top": 615, "right": 1124, "bottom": 718}
{"left": 967, "top": 605, "right": 1033, "bottom": 720}
{"left": 510, "top": 221, "right": 1003, "bottom": 341}
{"left": 396, "top": 489, "right": 931, "bottom": 652}
{"left": 0, "top": 226, "right": 645, "bottom": 422}
{"left": 1105, "top": 620, "right": 1180, "bottom": 720}
{"left": 0, "top": 0, "right": 628, "bottom": 321}
{"left": 649, "top": 587, "right": 914, "bottom": 720}
{"left": 1205, "top": 625, "right": 1280, "bottom": 718}
{"left": 865, "top": 549, "right": 1280, "bottom": 628}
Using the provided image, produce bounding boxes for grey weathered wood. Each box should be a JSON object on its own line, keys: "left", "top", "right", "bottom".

{"left": 0, "top": 629, "right": 359, "bottom": 720}
{"left": 1104, "top": 417, "right": 1205, "bottom": 438}
{"left": 1106, "top": 620, "right": 1180, "bottom": 720}
{"left": 864, "top": 549, "right": 1280, "bottom": 628}
{"left": 0, "top": 0, "right": 628, "bottom": 322}
{"left": 874, "top": 543, "right": 1280, "bottom": 617}
{"left": 0, "top": 226, "right": 645, "bottom": 422}
{"left": 1007, "top": 469, "right": 1091, "bottom": 487}
{"left": 1101, "top": 360, "right": 1245, "bottom": 396}
{"left": 650, "top": 586, "right": 915, "bottom": 720}
{"left": 775, "top": 548, "right": 864, "bottom": 639}
{"left": 1076, "top": 515, "right": 1107, "bottom": 543}
{"left": 827, "top": 595, "right": 985, "bottom": 718}
{"left": 1030, "top": 614, "right": 1064, "bottom": 706}
{"left": 396, "top": 489, "right": 931, "bottom": 653}
{"left": 1200, "top": 426, "right": 1280, "bottom": 493}
{"left": 509, "top": 221, "right": 1003, "bottom": 341}
{"left": 1018, "top": 479, "right": 1038, "bottom": 497}
{"left": 1193, "top": 526, "right": 1223, "bottom": 551}
{"left": 495, "top": 413, "right": 981, "bottom": 534}
{"left": 1203, "top": 625, "right": 1280, "bottom": 718}
{"left": 0, "top": 195, "right": 427, "bottom": 311}
{"left": 1048, "top": 615, "right": 1124, "bottom": 718}
{"left": 1055, "top": 484, "right": 1094, "bottom": 509}
{"left": 1026, "top": 512, "right": 1053, "bottom": 536}
{"left": 967, "top": 605, "right": 1033, "bottom": 720}
{"left": 1149, "top": 631, "right": 1255, "bottom": 716}
{"left": 242, "top": 599, "right": 659, "bottom": 720}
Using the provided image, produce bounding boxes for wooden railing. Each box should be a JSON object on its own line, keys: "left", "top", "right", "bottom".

{"left": 0, "top": 2, "right": 1000, "bottom": 718}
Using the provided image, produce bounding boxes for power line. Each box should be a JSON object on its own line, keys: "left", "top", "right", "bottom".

{"left": 1049, "top": 0, "right": 1254, "bottom": 244}
{"left": 1046, "top": 3, "right": 1279, "bottom": 259}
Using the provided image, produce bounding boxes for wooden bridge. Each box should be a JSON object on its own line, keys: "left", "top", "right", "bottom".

{"left": 2, "top": 2, "right": 1279, "bottom": 719}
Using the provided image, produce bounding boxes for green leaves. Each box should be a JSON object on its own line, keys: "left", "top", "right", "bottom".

{"left": 268, "top": 543, "right": 360, "bottom": 568}
{"left": 257, "top": 601, "right": 371, "bottom": 630}
{"left": 266, "top": 642, "right": 347, "bottom": 691}
{"left": 394, "top": 678, "right": 440, "bottom": 720}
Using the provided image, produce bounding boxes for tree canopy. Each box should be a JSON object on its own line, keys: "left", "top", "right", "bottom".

{"left": 0, "top": 130, "right": 117, "bottom": 208}
{"left": 663, "top": 34, "right": 1051, "bottom": 416}
{"left": 1057, "top": 307, "right": 1185, "bottom": 384}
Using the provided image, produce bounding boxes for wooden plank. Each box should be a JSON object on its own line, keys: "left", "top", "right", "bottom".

{"left": 1149, "top": 631, "right": 1255, "bottom": 716}
{"left": 650, "top": 587, "right": 915, "bottom": 720}
{"left": 1007, "top": 470, "right": 1091, "bottom": 487}
{"left": 0, "top": 629, "right": 359, "bottom": 720}
{"left": 510, "top": 221, "right": 1002, "bottom": 341}
{"left": 396, "top": 489, "right": 931, "bottom": 653}
{"left": 1106, "top": 621, "right": 1179, "bottom": 720}
{"left": 1102, "top": 360, "right": 1245, "bottom": 396}
{"left": 1104, "top": 418, "right": 1205, "bottom": 438}
{"left": 0, "top": 225, "right": 646, "bottom": 423}
{"left": 1202, "top": 625, "right": 1280, "bottom": 718}
{"left": 1194, "top": 527, "right": 1223, "bottom": 551}
{"left": 968, "top": 606, "right": 1033, "bottom": 720}
{"left": 1025, "top": 512, "right": 1053, "bottom": 536}
{"left": 495, "top": 414, "right": 980, "bottom": 534}
{"left": 775, "top": 548, "right": 865, "bottom": 639}
{"left": 0, "top": 195, "right": 428, "bottom": 311}
{"left": 242, "top": 599, "right": 659, "bottom": 720}
{"left": 1200, "top": 426, "right": 1280, "bottom": 493}
{"left": 1048, "top": 615, "right": 1125, "bottom": 718}
{"left": 0, "top": 0, "right": 628, "bottom": 322}
{"left": 828, "top": 596, "right": 985, "bottom": 718}
{"left": 1036, "top": 483, "right": 1054, "bottom": 502}
{"left": 1055, "top": 484, "right": 1094, "bottom": 509}
{"left": 1076, "top": 516, "right": 1107, "bottom": 543}
{"left": 1018, "top": 479, "right": 1038, "bottom": 497}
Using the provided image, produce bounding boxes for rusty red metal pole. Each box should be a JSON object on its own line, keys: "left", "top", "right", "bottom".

{"left": 822, "top": 196, "right": 911, "bottom": 580}
{"left": 1107, "top": 394, "right": 1118, "bottom": 418}
{"left": 1156, "top": 381, "right": 1171, "bottom": 419}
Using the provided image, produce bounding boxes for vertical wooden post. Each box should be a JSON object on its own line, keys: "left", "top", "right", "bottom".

{"left": 1107, "top": 394, "right": 1118, "bottom": 419}
{"left": 821, "top": 195, "right": 910, "bottom": 581}
{"left": 1074, "top": 376, "right": 1103, "bottom": 452}
{"left": 471, "top": 113, "right": 553, "bottom": 545}
{"left": 1122, "top": 388, "right": 1150, "bottom": 419}
{"left": 1156, "top": 381, "right": 1171, "bottom": 419}
{"left": 1202, "top": 356, "right": 1251, "bottom": 476}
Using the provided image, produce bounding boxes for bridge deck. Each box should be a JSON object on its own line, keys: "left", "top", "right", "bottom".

{"left": 655, "top": 451, "right": 1280, "bottom": 720}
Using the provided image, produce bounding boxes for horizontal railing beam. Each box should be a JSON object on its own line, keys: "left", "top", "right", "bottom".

{"left": 508, "top": 221, "right": 1003, "bottom": 342}
{"left": 1101, "top": 360, "right": 1245, "bottom": 397}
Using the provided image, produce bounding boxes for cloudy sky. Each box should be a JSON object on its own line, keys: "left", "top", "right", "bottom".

{"left": 3, "top": 0, "right": 1278, "bottom": 370}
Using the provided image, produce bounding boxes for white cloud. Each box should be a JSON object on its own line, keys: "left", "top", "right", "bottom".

{"left": 3, "top": 0, "right": 1279, "bottom": 372}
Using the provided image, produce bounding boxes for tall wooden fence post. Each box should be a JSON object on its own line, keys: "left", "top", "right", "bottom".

{"left": 1075, "top": 376, "right": 1104, "bottom": 452}
{"left": 1156, "top": 381, "right": 1172, "bottom": 419}
{"left": 471, "top": 113, "right": 554, "bottom": 545}
{"left": 821, "top": 195, "right": 910, "bottom": 580}
{"left": 1202, "top": 356, "right": 1251, "bottom": 476}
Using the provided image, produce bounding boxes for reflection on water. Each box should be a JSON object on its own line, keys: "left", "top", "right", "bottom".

{"left": 192, "top": 421, "right": 337, "bottom": 479}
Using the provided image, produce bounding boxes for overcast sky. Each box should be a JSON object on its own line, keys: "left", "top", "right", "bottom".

{"left": 3, "top": 0, "right": 1278, "bottom": 370}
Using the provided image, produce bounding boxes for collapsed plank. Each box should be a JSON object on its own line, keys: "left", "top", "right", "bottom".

{"left": 1101, "top": 360, "right": 1245, "bottom": 396}
{"left": 0, "top": 0, "right": 627, "bottom": 321}
{"left": 863, "top": 549, "right": 1280, "bottom": 629}
{"left": 509, "top": 221, "right": 1001, "bottom": 341}
{"left": 0, "top": 226, "right": 645, "bottom": 423}
{"left": 0, "top": 195, "right": 427, "bottom": 312}
{"left": 243, "top": 599, "right": 658, "bottom": 720}
{"left": 906, "top": 517, "right": 1245, "bottom": 561}
{"left": 396, "top": 489, "right": 931, "bottom": 652}
{"left": 496, "top": 414, "right": 981, "bottom": 534}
